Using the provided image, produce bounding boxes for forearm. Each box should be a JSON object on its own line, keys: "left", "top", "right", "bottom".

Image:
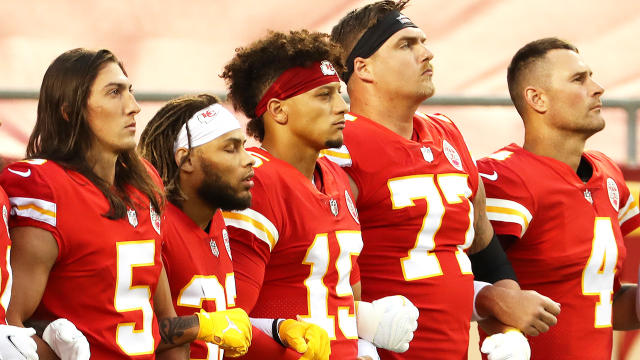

{"left": 613, "top": 284, "right": 640, "bottom": 330}
{"left": 156, "top": 315, "right": 199, "bottom": 352}
{"left": 19, "top": 319, "right": 59, "bottom": 360}
{"left": 475, "top": 279, "right": 520, "bottom": 318}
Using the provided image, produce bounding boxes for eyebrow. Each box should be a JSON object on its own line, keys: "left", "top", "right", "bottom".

{"left": 223, "top": 136, "right": 245, "bottom": 145}
{"left": 395, "top": 34, "right": 426, "bottom": 44}
{"left": 102, "top": 81, "right": 132, "bottom": 90}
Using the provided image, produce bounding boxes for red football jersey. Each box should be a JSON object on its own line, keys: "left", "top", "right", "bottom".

{"left": 0, "top": 159, "right": 164, "bottom": 359}
{"left": 478, "top": 144, "right": 640, "bottom": 360}
{"left": 162, "top": 204, "right": 236, "bottom": 359}
{"left": 223, "top": 148, "right": 362, "bottom": 359}
{"left": 322, "top": 112, "right": 478, "bottom": 360}
{"left": 0, "top": 186, "right": 11, "bottom": 323}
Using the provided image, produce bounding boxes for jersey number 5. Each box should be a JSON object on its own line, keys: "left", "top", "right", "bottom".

{"left": 115, "top": 241, "right": 156, "bottom": 356}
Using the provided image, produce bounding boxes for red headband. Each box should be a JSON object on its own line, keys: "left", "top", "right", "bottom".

{"left": 255, "top": 60, "right": 341, "bottom": 117}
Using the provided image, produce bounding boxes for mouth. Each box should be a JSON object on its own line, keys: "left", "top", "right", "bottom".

{"left": 242, "top": 171, "right": 255, "bottom": 189}
{"left": 126, "top": 122, "right": 136, "bottom": 130}
{"left": 422, "top": 66, "right": 433, "bottom": 76}
{"left": 333, "top": 119, "right": 346, "bottom": 129}
{"left": 590, "top": 103, "right": 602, "bottom": 111}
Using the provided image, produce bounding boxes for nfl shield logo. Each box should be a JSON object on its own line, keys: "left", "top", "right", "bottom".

{"left": 584, "top": 189, "right": 593, "bottom": 204}
{"left": 150, "top": 204, "right": 161, "bottom": 235}
{"left": 210, "top": 239, "right": 219, "bottom": 257}
{"left": 222, "top": 229, "right": 232, "bottom": 260}
{"left": 127, "top": 208, "right": 138, "bottom": 228}
{"left": 421, "top": 147, "right": 434, "bottom": 163}
{"left": 329, "top": 199, "right": 339, "bottom": 216}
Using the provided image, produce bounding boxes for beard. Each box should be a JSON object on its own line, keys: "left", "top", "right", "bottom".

{"left": 324, "top": 137, "right": 343, "bottom": 149}
{"left": 196, "top": 161, "right": 251, "bottom": 211}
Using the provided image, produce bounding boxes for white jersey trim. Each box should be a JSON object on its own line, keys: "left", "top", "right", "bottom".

{"left": 223, "top": 208, "right": 279, "bottom": 251}
{"left": 9, "top": 196, "right": 57, "bottom": 227}
{"left": 619, "top": 194, "right": 640, "bottom": 226}
{"left": 486, "top": 198, "right": 532, "bottom": 237}
{"left": 320, "top": 145, "right": 352, "bottom": 168}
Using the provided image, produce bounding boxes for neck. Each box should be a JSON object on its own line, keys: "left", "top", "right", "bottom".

{"left": 349, "top": 87, "right": 421, "bottom": 139}
{"left": 179, "top": 191, "right": 217, "bottom": 230}
{"left": 86, "top": 147, "right": 118, "bottom": 185}
{"left": 262, "top": 135, "right": 319, "bottom": 181}
{"left": 523, "top": 118, "right": 588, "bottom": 172}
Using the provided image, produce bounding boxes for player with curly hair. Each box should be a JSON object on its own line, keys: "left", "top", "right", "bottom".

{"left": 221, "top": 30, "right": 419, "bottom": 360}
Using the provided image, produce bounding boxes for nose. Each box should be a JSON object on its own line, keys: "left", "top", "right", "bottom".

{"left": 241, "top": 147, "right": 255, "bottom": 168}
{"left": 591, "top": 78, "right": 604, "bottom": 97}
{"left": 333, "top": 93, "right": 348, "bottom": 115}
{"left": 127, "top": 91, "right": 141, "bottom": 115}
{"left": 419, "top": 43, "right": 434, "bottom": 63}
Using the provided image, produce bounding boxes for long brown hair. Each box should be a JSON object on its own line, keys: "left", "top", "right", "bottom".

{"left": 27, "top": 48, "right": 163, "bottom": 219}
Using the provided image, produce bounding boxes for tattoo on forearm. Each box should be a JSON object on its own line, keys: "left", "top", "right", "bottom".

{"left": 158, "top": 316, "right": 198, "bottom": 345}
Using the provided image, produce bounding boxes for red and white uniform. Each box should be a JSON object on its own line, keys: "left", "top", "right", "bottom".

{"left": 162, "top": 203, "right": 235, "bottom": 360}
{"left": 223, "top": 147, "right": 362, "bottom": 359}
{"left": 0, "top": 186, "right": 11, "bottom": 322}
{"left": 478, "top": 144, "right": 640, "bottom": 360}
{"left": 0, "top": 160, "right": 164, "bottom": 360}
{"left": 322, "top": 112, "right": 478, "bottom": 360}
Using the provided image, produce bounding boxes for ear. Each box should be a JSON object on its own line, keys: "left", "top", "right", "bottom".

{"left": 266, "top": 99, "right": 288, "bottom": 125}
{"left": 60, "top": 104, "right": 70, "bottom": 122}
{"left": 523, "top": 86, "right": 547, "bottom": 114}
{"left": 175, "top": 148, "right": 195, "bottom": 173}
{"left": 353, "top": 57, "right": 373, "bottom": 83}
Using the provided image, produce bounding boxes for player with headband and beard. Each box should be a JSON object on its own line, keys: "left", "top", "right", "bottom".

{"left": 221, "top": 30, "right": 419, "bottom": 360}
{"left": 139, "top": 94, "right": 333, "bottom": 360}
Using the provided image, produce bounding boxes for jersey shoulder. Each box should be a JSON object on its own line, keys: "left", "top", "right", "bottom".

{"left": 0, "top": 160, "right": 64, "bottom": 228}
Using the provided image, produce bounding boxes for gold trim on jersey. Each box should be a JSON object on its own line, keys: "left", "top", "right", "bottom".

{"left": 222, "top": 209, "right": 279, "bottom": 250}
{"left": 619, "top": 194, "right": 640, "bottom": 226}
{"left": 486, "top": 198, "right": 532, "bottom": 237}
{"left": 320, "top": 145, "right": 352, "bottom": 167}
{"left": 9, "top": 196, "right": 57, "bottom": 227}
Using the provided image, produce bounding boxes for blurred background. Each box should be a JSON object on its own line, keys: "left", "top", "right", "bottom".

{"left": 2, "top": 1, "right": 640, "bottom": 358}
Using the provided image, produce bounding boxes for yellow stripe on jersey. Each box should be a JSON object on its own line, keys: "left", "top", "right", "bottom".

{"left": 486, "top": 151, "right": 514, "bottom": 161}
{"left": 619, "top": 194, "right": 640, "bottom": 226}
{"left": 320, "top": 145, "right": 352, "bottom": 167}
{"left": 345, "top": 114, "right": 357, "bottom": 121}
{"left": 486, "top": 198, "right": 532, "bottom": 238}
{"left": 9, "top": 196, "right": 57, "bottom": 227}
{"left": 223, "top": 209, "right": 279, "bottom": 250}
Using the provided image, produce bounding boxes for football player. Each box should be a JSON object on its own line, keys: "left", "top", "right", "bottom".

{"left": 221, "top": 30, "right": 419, "bottom": 360}
{"left": 139, "top": 93, "right": 332, "bottom": 360}
{"left": 477, "top": 37, "right": 640, "bottom": 359}
{"left": 327, "top": 1, "right": 560, "bottom": 359}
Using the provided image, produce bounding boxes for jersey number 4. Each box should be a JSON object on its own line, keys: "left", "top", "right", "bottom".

{"left": 388, "top": 174, "right": 474, "bottom": 281}
{"left": 582, "top": 217, "right": 618, "bottom": 328}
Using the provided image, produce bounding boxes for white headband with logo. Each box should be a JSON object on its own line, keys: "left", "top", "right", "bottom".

{"left": 173, "top": 103, "right": 241, "bottom": 153}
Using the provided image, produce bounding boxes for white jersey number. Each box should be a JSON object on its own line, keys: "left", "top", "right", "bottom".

{"left": 114, "top": 241, "right": 156, "bottom": 356}
{"left": 582, "top": 217, "right": 618, "bottom": 328}
{"left": 388, "top": 174, "right": 474, "bottom": 281}
{"left": 300, "top": 231, "right": 362, "bottom": 339}
{"left": 178, "top": 274, "right": 237, "bottom": 360}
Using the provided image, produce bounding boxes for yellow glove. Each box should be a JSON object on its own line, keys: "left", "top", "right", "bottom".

{"left": 196, "top": 308, "right": 252, "bottom": 357}
{"left": 278, "top": 319, "right": 331, "bottom": 360}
